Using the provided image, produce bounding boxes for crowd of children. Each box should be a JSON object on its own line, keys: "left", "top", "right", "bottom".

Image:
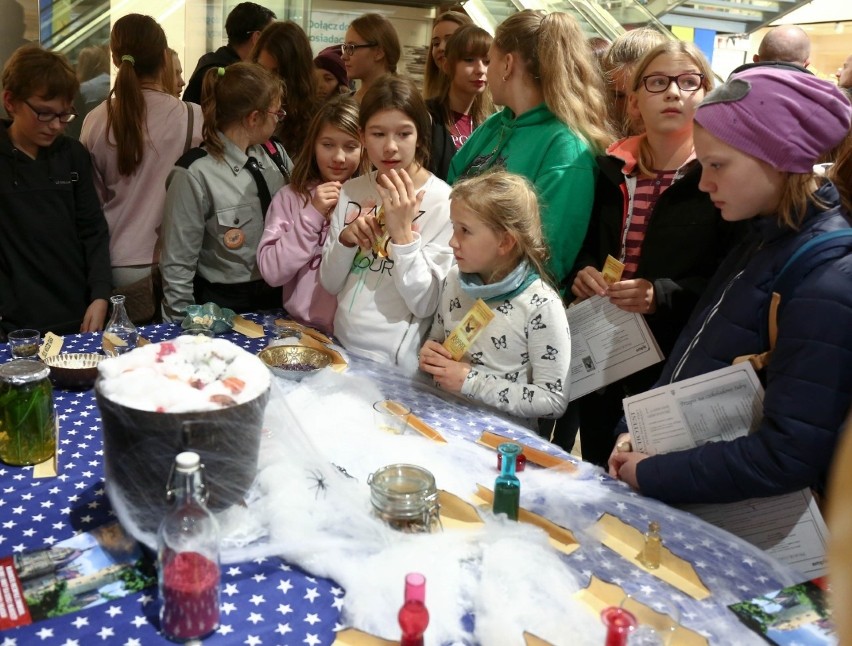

{"left": 1, "top": 8, "right": 851, "bottom": 508}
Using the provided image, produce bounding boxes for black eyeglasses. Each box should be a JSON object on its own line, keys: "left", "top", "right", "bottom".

{"left": 24, "top": 99, "right": 77, "bottom": 123}
{"left": 642, "top": 73, "right": 705, "bottom": 94}
{"left": 340, "top": 42, "right": 377, "bottom": 57}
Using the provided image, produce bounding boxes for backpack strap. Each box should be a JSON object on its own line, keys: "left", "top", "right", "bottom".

{"left": 263, "top": 139, "right": 291, "bottom": 182}
{"left": 734, "top": 228, "right": 852, "bottom": 371}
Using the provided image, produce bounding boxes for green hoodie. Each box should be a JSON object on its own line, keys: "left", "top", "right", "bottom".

{"left": 448, "top": 103, "right": 598, "bottom": 289}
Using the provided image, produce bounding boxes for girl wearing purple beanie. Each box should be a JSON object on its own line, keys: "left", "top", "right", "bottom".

{"left": 609, "top": 66, "right": 852, "bottom": 505}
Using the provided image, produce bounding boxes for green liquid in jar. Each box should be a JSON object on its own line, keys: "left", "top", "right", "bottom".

{"left": 0, "top": 378, "right": 55, "bottom": 466}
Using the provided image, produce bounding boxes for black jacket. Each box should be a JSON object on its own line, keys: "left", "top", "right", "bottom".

{"left": 0, "top": 120, "right": 112, "bottom": 335}
{"left": 182, "top": 46, "right": 240, "bottom": 105}
{"left": 573, "top": 150, "right": 743, "bottom": 359}
{"left": 425, "top": 99, "right": 456, "bottom": 182}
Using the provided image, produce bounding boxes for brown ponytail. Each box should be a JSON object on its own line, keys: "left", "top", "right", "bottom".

{"left": 200, "top": 62, "right": 283, "bottom": 161}
{"left": 106, "top": 14, "right": 168, "bottom": 176}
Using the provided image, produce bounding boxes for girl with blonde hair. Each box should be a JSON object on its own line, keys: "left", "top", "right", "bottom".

{"left": 448, "top": 9, "right": 614, "bottom": 288}
{"left": 609, "top": 67, "right": 852, "bottom": 504}
{"left": 81, "top": 13, "right": 202, "bottom": 323}
{"left": 601, "top": 27, "right": 668, "bottom": 137}
{"left": 570, "top": 41, "right": 742, "bottom": 465}
{"left": 422, "top": 10, "right": 471, "bottom": 100}
{"left": 160, "top": 62, "right": 292, "bottom": 321}
{"left": 420, "top": 170, "right": 571, "bottom": 426}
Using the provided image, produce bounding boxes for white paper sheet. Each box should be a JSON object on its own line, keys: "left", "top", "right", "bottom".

{"left": 622, "top": 362, "right": 828, "bottom": 578}
{"left": 566, "top": 296, "right": 664, "bottom": 401}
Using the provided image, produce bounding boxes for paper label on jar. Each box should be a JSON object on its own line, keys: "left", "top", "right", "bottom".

{"left": 443, "top": 299, "right": 495, "bottom": 361}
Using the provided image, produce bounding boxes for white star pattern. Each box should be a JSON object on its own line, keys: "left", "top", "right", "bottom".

{"left": 0, "top": 318, "right": 796, "bottom": 645}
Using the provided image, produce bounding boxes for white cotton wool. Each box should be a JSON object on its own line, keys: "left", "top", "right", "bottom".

{"left": 213, "top": 369, "right": 602, "bottom": 646}
{"left": 96, "top": 335, "right": 270, "bottom": 412}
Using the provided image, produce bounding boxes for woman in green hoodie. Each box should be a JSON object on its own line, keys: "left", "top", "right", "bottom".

{"left": 448, "top": 10, "right": 613, "bottom": 287}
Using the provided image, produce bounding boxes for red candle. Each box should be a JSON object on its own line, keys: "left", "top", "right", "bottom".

{"left": 601, "top": 607, "right": 637, "bottom": 646}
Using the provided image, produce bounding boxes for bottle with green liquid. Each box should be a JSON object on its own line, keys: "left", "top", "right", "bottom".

{"left": 493, "top": 442, "right": 521, "bottom": 520}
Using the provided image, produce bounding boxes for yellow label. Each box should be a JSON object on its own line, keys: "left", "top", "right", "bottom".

{"left": 38, "top": 332, "right": 63, "bottom": 360}
{"left": 371, "top": 205, "right": 389, "bottom": 258}
{"left": 602, "top": 254, "right": 625, "bottom": 285}
{"left": 442, "top": 298, "right": 495, "bottom": 360}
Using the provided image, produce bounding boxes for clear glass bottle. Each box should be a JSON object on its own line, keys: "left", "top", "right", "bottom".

{"left": 493, "top": 442, "right": 521, "bottom": 521}
{"left": 158, "top": 451, "right": 220, "bottom": 642}
{"left": 102, "top": 294, "right": 138, "bottom": 356}
{"left": 636, "top": 521, "right": 662, "bottom": 570}
{"left": 398, "top": 572, "right": 429, "bottom": 646}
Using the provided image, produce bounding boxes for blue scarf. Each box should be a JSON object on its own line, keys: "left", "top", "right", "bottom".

{"left": 459, "top": 260, "right": 539, "bottom": 304}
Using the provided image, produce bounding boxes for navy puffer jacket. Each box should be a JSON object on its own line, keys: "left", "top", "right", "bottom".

{"left": 623, "top": 182, "right": 852, "bottom": 503}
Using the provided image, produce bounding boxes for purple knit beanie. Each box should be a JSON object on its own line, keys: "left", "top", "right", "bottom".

{"left": 694, "top": 67, "right": 851, "bottom": 173}
{"left": 314, "top": 46, "right": 348, "bottom": 89}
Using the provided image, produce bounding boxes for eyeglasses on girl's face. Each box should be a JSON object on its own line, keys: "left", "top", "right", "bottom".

{"left": 340, "top": 42, "right": 377, "bottom": 57}
{"left": 23, "top": 99, "right": 77, "bottom": 123}
{"left": 266, "top": 109, "right": 287, "bottom": 122}
{"left": 641, "top": 73, "right": 705, "bottom": 93}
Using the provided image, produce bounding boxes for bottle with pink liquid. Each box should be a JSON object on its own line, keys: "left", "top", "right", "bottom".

{"left": 398, "top": 572, "right": 430, "bottom": 646}
{"left": 158, "top": 451, "right": 220, "bottom": 642}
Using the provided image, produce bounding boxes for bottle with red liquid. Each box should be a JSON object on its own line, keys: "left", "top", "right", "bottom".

{"left": 398, "top": 572, "right": 429, "bottom": 646}
{"left": 158, "top": 451, "right": 220, "bottom": 642}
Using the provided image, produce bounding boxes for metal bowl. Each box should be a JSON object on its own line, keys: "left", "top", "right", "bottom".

{"left": 44, "top": 352, "right": 105, "bottom": 389}
{"left": 258, "top": 345, "right": 332, "bottom": 380}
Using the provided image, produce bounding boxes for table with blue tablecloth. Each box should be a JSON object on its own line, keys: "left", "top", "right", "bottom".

{"left": 0, "top": 315, "right": 802, "bottom": 645}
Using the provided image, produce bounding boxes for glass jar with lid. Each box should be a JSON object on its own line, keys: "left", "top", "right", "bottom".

{"left": 368, "top": 464, "right": 441, "bottom": 533}
{"left": 0, "top": 360, "right": 56, "bottom": 465}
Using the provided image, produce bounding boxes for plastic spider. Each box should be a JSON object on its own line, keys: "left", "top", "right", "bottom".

{"left": 307, "top": 469, "right": 328, "bottom": 499}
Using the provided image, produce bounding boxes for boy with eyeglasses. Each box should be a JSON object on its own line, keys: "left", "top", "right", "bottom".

{"left": 0, "top": 45, "right": 111, "bottom": 337}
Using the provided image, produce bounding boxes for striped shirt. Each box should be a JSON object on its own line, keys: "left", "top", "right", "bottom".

{"left": 621, "top": 170, "right": 678, "bottom": 279}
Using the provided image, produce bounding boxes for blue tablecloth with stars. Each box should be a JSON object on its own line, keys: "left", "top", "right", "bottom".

{"left": 0, "top": 314, "right": 798, "bottom": 645}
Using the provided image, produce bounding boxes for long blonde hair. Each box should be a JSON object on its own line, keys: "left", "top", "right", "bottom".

{"left": 629, "top": 41, "right": 714, "bottom": 177}
{"left": 493, "top": 10, "right": 613, "bottom": 153}
{"left": 451, "top": 171, "right": 552, "bottom": 285}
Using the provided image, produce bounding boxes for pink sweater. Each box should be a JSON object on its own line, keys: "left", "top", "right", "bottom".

{"left": 257, "top": 185, "right": 337, "bottom": 335}
{"left": 81, "top": 91, "right": 203, "bottom": 266}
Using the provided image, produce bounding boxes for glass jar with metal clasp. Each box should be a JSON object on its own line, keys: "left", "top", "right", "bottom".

{"left": 368, "top": 464, "right": 441, "bottom": 533}
{"left": 0, "top": 360, "right": 56, "bottom": 466}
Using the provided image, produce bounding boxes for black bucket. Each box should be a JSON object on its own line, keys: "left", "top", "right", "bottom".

{"left": 96, "top": 380, "right": 270, "bottom": 534}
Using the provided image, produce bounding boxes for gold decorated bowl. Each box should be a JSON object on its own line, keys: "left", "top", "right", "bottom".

{"left": 44, "top": 352, "right": 105, "bottom": 389}
{"left": 258, "top": 345, "right": 332, "bottom": 380}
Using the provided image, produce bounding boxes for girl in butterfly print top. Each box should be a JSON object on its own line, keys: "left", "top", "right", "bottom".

{"left": 420, "top": 171, "right": 571, "bottom": 427}
{"left": 319, "top": 76, "right": 453, "bottom": 375}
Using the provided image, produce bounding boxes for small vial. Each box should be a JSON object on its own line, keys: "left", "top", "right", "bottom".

{"left": 636, "top": 521, "right": 662, "bottom": 570}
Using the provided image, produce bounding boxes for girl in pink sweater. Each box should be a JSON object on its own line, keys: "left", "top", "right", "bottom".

{"left": 257, "top": 96, "right": 362, "bottom": 335}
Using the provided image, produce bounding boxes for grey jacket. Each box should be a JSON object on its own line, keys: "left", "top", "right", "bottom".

{"left": 160, "top": 134, "right": 291, "bottom": 321}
